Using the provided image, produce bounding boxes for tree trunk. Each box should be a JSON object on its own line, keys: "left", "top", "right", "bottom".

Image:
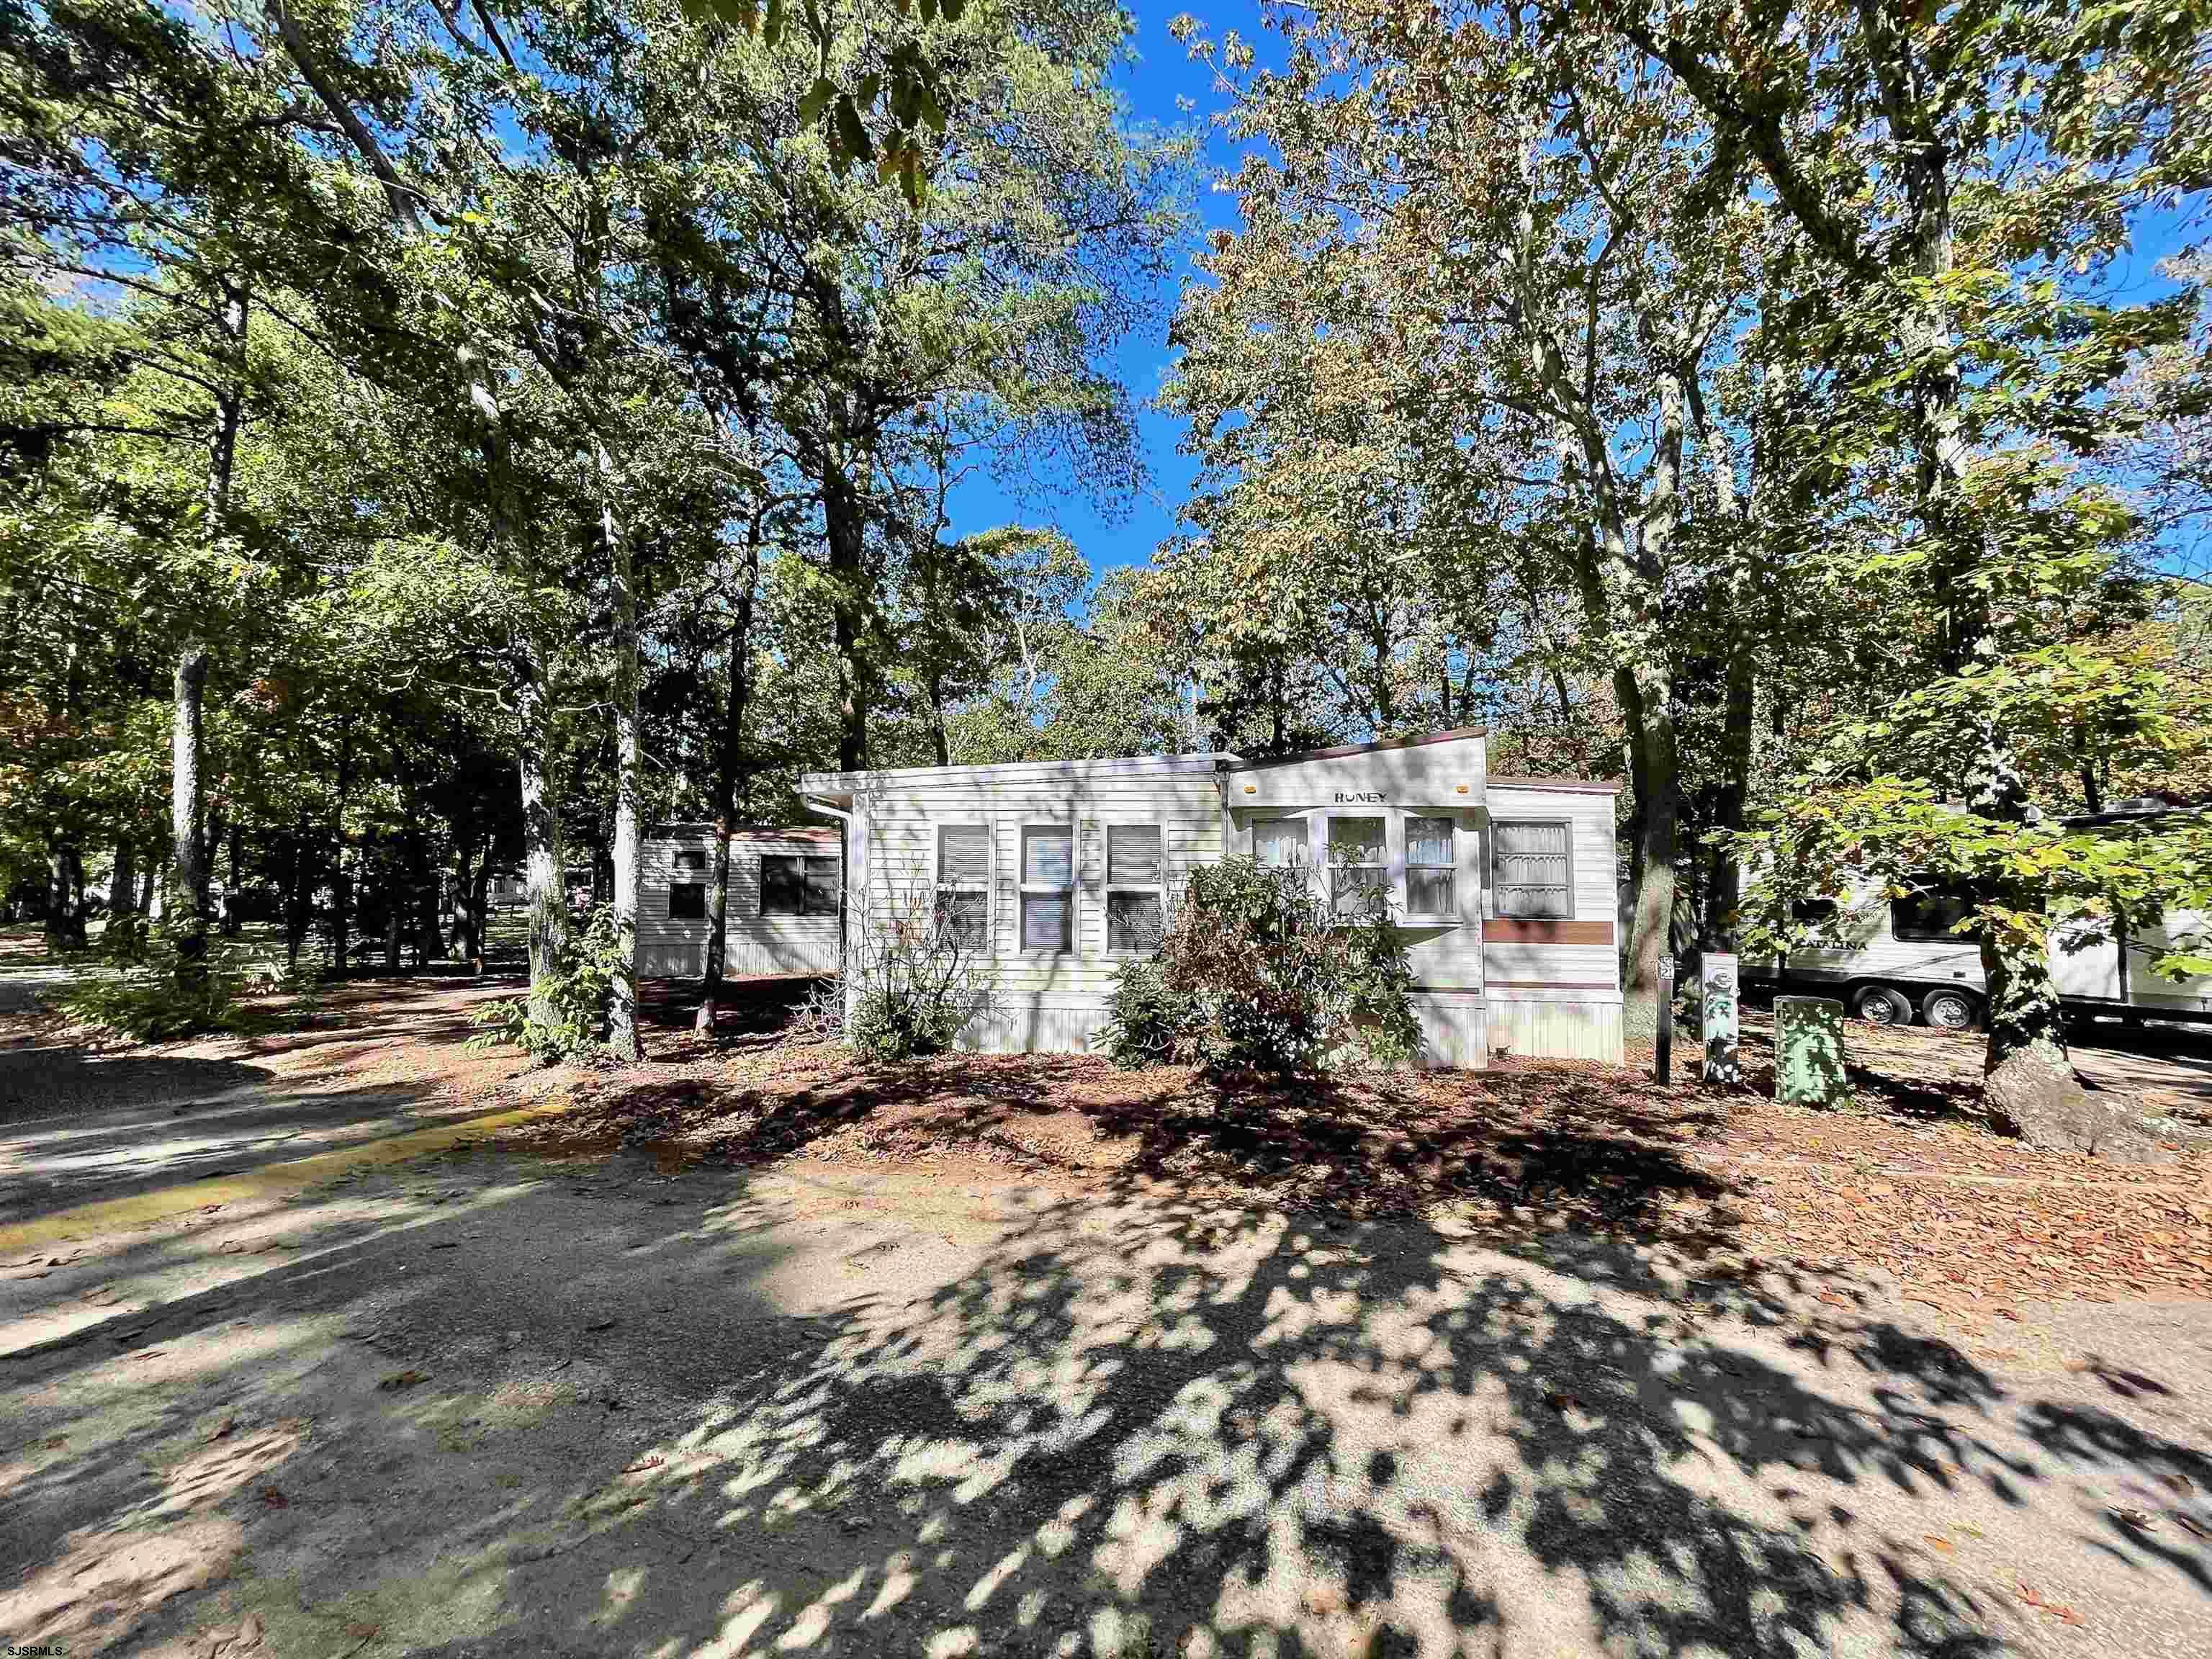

{"left": 518, "top": 649, "right": 567, "bottom": 1030}
{"left": 331, "top": 719, "right": 354, "bottom": 976}
{"left": 698, "top": 507, "right": 764, "bottom": 1034}
{"left": 1981, "top": 907, "right": 2159, "bottom": 1158}
{"left": 171, "top": 646, "right": 212, "bottom": 989}
{"left": 603, "top": 451, "right": 643, "bottom": 1064}
{"left": 284, "top": 820, "right": 311, "bottom": 971}
{"left": 469, "top": 853, "right": 491, "bottom": 976}
{"left": 108, "top": 838, "right": 136, "bottom": 925}
{"left": 221, "top": 819, "right": 243, "bottom": 935}
{"left": 819, "top": 440, "right": 874, "bottom": 773}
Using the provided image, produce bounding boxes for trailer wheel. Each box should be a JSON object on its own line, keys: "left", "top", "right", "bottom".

{"left": 1853, "top": 984, "right": 1913, "bottom": 1027}
{"left": 1920, "top": 986, "right": 1980, "bottom": 1032}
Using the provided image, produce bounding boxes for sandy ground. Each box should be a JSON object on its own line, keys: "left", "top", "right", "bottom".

{"left": 0, "top": 965, "right": 2208, "bottom": 1656}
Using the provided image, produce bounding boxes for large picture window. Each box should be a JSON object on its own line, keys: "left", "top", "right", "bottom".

{"left": 1326, "top": 816, "right": 1388, "bottom": 917}
{"left": 1106, "top": 823, "right": 1164, "bottom": 953}
{"left": 935, "top": 824, "right": 990, "bottom": 947}
{"left": 1406, "top": 817, "right": 1455, "bottom": 917}
{"left": 1492, "top": 821, "right": 1572, "bottom": 918}
{"left": 1020, "top": 824, "right": 1074, "bottom": 953}
{"left": 762, "top": 853, "right": 840, "bottom": 917}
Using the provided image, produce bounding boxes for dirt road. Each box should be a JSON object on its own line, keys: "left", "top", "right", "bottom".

{"left": 1, "top": 974, "right": 2208, "bottom": 1656}
{"left": 4, "top": 1137, "right": 2208, "bottom": 1657}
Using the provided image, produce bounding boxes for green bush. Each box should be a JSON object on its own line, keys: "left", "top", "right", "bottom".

{"left": 1105, "top": 856, "right": 1421, "bottom": 1074}
{"left": 1099, "top": 956, "right": 1192, "bottom": 1068}
{"left": 58, "top": 925, "right": 305, "bottom": 1041}
{"left": 469, "top": 905, "right": 630, "bottom": 1064}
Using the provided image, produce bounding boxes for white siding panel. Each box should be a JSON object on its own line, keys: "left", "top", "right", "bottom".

{"left": 637, "top": 833, "right": 842, "bottom": 979}
{"left": 1486, "top": 992, "right": 1625, "bottom": 1062}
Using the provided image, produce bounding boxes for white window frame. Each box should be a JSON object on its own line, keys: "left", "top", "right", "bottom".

{"left": 1103, "top": 821, "right": 1166, "bottom": 956}
{"left": 1403, "top": 814, "right": 1457, "bottom": 920}
{"left": 1490, "top": 818, "right": 1575, "bottom": 920}
{"left": 1321, "top": 811, "right": 1391, "bottom": 919}
{"left": 1249, "top": 815, "right": 1313, "bottom": 873}
{"left": 1018, "top": 821, "right": 1076, "bottom": 956}
{"left": 935, "top": 823, "right": 992, "bottom": 948}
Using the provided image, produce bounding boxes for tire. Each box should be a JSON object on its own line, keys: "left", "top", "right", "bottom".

{"left": 1853, "top": 984, "right": 1914, "bottom": 1027}
{"left": 1920, "top": 986, "right": 1980, "bottom": 1032}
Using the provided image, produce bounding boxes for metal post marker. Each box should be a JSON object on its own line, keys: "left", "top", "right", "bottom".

{"left": 1655, "top": 952, "right": 1675, "bottom": 1085}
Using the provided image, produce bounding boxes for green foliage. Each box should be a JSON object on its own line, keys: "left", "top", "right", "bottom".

{"left": 469, "top": 907, "right": 631, "bottom": 1065}
{"left": 1109, "top": 857, "right": 1420, "bottom": 1076}
{"left": 1098, "top": 956, "right": 1192, "bottom": 1069}
{"left": 58, "top": 926, "right": 305, "bottom": 1041}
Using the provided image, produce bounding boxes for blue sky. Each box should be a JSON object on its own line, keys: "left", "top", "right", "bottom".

{"left": 943, "top": 6, "right": 2210, "bottom": 583}
{"left": 942, "top": 4, "right": 1270, "bottom": 575}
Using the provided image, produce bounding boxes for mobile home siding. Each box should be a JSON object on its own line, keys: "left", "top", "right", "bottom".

{"left": 798, "top": 737, "right": 1628, "bottom": 1068}
{"left": 848, "top": 757, "right": 1228, "bottom": 1034}
{"left": 1480, "top": 781, "right": 1624, "bottom": 1062}
{"left": 637, "top": 828, "right": 842, "bottom": 979}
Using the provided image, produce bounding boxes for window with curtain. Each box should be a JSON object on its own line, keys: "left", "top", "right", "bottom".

{"left": 762, "top": 854, "right": 840, "bottom": 917}
{"left": 1253, "top": 818, "right": 1309, "bottom": 868}
{"left": 675, "top": 848, "right": 706, "bottom": 871}
{"left": 1493, "top": 821, "right": 1572, "bottom": 917}
{"left": 1020, "top": 824, "right": 1074, "bottom": 952}
{"left": 1106, "top": 823, "right": 1164, "bottom": 952}
{"left": 935, "top": 824, "right": 990, "bottom": 947}
{"left": 669, "top": 883, "right": 706, "bottom": 920}
{"left": 1327, "top": 816, "right": 1388, "bottom": 917}
{"left": 1406, "top": 817, "right": 1455, "bottom": 916}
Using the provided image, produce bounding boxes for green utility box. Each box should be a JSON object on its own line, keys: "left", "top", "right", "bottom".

{"left": 1775, "top": 995, "right": 1848, "bottom": 1107}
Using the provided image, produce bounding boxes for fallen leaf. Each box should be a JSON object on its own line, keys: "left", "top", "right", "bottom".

{"left": 377, "top": 1370, "right": 428, "bottom": 1392}
{"left": 1923, "top": 1534, "right": 1953, "bottom": 1552}
{"left": 260, "top": 1486, "right": 289, "bottom": 1509}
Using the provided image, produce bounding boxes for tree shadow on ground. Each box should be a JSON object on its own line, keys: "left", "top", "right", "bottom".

{"left": 6, "top": 1148, "right": 2205, "bottom": 1657}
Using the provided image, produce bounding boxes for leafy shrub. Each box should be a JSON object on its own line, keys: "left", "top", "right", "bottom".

{"left": 58, "top": 924, "right": 305, "bottom": 1041}
{"left": 843, "top": 879, "right": 995, "bottom": 1064}
{"left": 469, "top": 905, "right": 630, "bottom": 1064}
{"left": 1098, "top": 956, "right": 1192, "bottom": 1068}
{"left": 1105, "top": 856, "right": 1420, "bottom": 1074}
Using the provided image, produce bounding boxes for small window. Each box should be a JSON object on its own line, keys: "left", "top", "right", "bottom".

{"left": 936, "top": 824, "right": 991, "bottom": 948}
{"left": 1107, "top": 824, "right": 1165, "bottom": 953}
{"left": 1892, "top": 886, "right": 1978, "bottom": 943}
{"left": 763, "top": 853, "right": 840, "bottom": 917}
{"left": 1792, "top": 897, "right": 1839, "bottom": 924}
{"left": 1493, "top": 821, "right": 1571, "bottom": 918}
{"left": 675, "top": 848, "right": 707, "bottom": 871}
{"left": 1406, "top": 817, "right": 1455, "bottom": 917}
{"left": 1326, "top": 816, "right": 1388, "bottom": 917}
{"left": 669, "top": 882, "right": 706, "bottom": 920}
{"left": 1020, "top": 824, "right": 1074, "bottom": 953}
{"left": 1253, "top": 818, "right": 1309, "bottom": 868}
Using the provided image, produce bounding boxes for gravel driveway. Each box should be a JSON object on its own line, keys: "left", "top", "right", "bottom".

{"left": 3, "top": 1136, "right": 2207, "bottom": 1658}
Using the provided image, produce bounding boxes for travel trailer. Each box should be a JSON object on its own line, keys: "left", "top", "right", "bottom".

{"left": 791, "top": 729, "right": 1626, "bottom": 1067}
{"left": 1756, "top": 802, "right": 2212, "bottom": 1029}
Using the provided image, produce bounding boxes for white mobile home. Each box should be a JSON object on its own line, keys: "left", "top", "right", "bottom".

{"left": 795, "top": 729, "right": 1625, "bottom": 1067}
{"left": 635, "top": 824, "right": 843, "bottom": 979}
